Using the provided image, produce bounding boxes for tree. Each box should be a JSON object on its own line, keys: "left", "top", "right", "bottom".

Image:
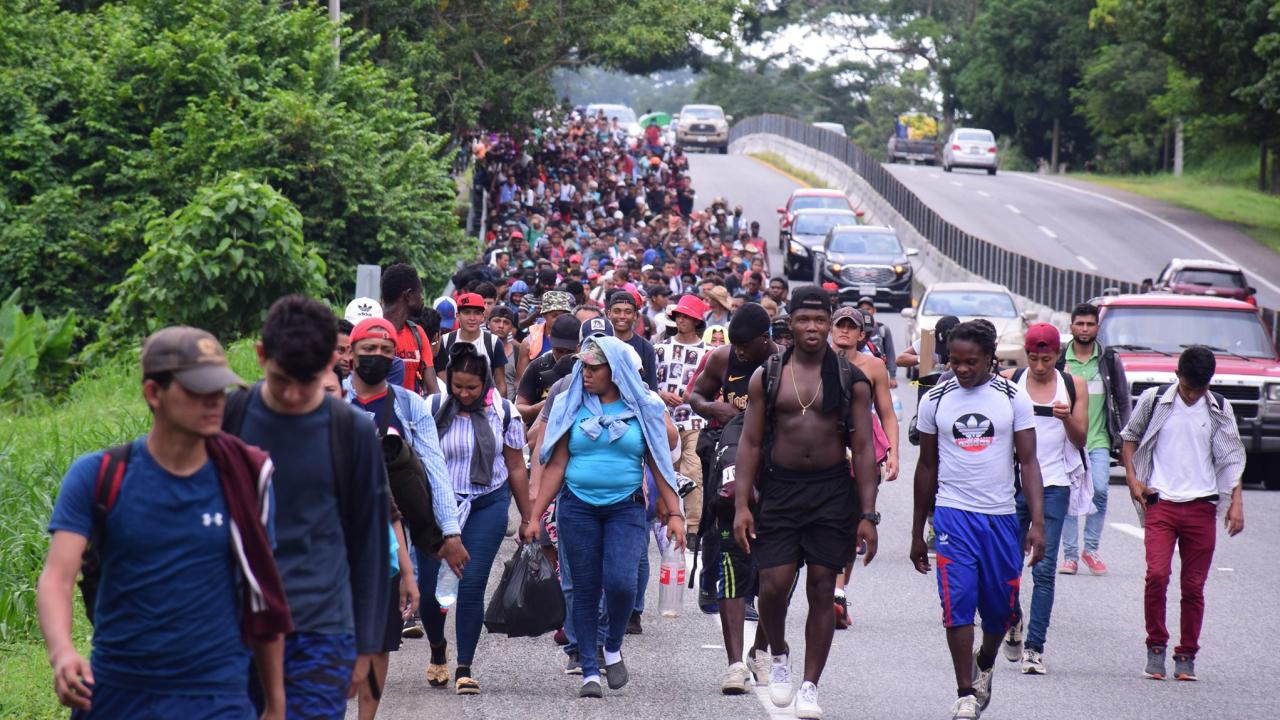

{"left": 1072, "top": 43, "right": 1175, "bottom": 172}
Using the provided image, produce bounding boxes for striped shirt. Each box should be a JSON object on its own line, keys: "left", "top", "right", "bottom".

{"left": 1120, "top": 384, "right": 1245, "bottom": 496}
{"left": 438, "top": 400, "right": 526, "bottom": 498}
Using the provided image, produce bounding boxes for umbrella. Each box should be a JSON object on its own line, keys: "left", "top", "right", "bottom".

{"left": 638, "top": 112, "right": 673, "bottom": 128}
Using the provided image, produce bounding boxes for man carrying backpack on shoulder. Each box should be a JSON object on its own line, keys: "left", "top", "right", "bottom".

{"left": 38, "top": 326, "right": 289, "bottom": 719}
{"left": 223, "top": 296, "right": 391, "bottom": 720}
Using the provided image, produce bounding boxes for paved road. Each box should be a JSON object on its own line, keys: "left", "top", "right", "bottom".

{"left": 882, "top": 164, "right": 1280, "bottom": 308}
{"left": 357, "top": 154, "right": 1277, "bottom": 720}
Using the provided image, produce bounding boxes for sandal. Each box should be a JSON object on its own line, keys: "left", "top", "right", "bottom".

{"left": 426, "top": 641, "right": 449, "bottom": 687}
{"left": 455, "top": 667, "right": 480, "bottom": 696}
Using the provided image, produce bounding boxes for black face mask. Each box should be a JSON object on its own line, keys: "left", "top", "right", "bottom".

{"left": 354, "top": 354, "right": 393, "bottom": 385}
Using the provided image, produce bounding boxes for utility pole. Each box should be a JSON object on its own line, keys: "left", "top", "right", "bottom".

{"left": 1173, "top": 118, "right": 1184, "bottom": 177}
{"left": 329, "top": 0, "right": 340, "bottom": 65}
{"left": 1050, "top": 117, "right": 1060, "bottom": 174}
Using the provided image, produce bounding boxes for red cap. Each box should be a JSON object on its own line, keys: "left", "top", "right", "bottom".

{"left": 1024, "top": 323, "right": 1061, "bottom": 354}
{"left": 457, "top": 293, "right": 485, "bottom": 310}
{"left": 350, "top": 318, "right": 397, "bottom": 345}
{"left": 570, "top": 254, "right": 582, "bottom": 263}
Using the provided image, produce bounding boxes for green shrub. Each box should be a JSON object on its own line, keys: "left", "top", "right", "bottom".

{"left": 102, "top": 173, "right": 325, "bottom": 345}
{"left": 0, "top": 290, "right": 77, "bottom": 406}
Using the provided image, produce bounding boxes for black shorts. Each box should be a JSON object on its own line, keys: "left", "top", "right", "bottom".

{"left": 380, "top": 574, "right": 403, "bottom": 653}
{"left": 753, "top": 461, "right": 857, "bottom": 571}
{"left": 717, "top": 526, "right": 758, "bottom": 600}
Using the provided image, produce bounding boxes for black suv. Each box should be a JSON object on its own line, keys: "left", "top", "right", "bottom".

{"left": 814, "top": 225, "right": 916, "bottom": 310}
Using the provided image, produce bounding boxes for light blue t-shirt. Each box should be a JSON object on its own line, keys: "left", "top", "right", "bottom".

{"left": 566, "top": 400, "right": 646, "bottom": 506}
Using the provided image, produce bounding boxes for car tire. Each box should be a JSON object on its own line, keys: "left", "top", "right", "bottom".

{"left": 988, "top": 168, "right": 997, "bottom": 176}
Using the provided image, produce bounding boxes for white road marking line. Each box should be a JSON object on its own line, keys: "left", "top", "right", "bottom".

{"left": 977, "top": 190, "right": 991, "bottom": 198}
{"left": 1004, "top": 203, "right": 1021, "bottom": 214}
{"left": 1217, "top": 567, "right": 1235, "bottom": 572}
{"left": 702, "top": 644, "right": 725, "bottom": 650}
{"left": 1077, "top": 255, "right": 1098, "bottom": 271}
{"left": 1110, "top": 522, "right": 1145, "bottom": 539}
{"left": 950, "top": 181, "right": 964, "bottom": 188}
{"left": 1012, "top": 173, "right": 1280, "bottom": 296}
{"left": 1038, "top": 225, "right": 1057, "bottom": 239}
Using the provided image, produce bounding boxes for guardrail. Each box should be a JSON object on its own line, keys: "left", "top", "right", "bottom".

{"left": 730, "top": 113, "right": 1280, "bottom": 349}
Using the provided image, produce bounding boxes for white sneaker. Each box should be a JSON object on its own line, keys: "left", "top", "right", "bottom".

{"left": 1021, "top": 649, "right": 1046, "bottom": 675}
{"left": 795, "top": 681, "right": 822, "bottom": 719}
{"left": 972, "top": 650, "right": 994, "bottom": 711}
{"left": 747, "top": 648, "right": 770, "bottom": 687}
{"left": 769, "top": 653, "right": 795, "bottom": 708}
{"left": 720, "top": 662, "right": 752, "bottom": 695}
{"left": 1003, "top": 619, "right": 1024, "bottom": 662}
{"left": 950, "top": 695, "right": 981, "bottom": 719}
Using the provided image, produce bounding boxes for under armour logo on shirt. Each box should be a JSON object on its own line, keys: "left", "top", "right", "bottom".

{"left": 202, "top": 512, "right": 224, "bottom": 527}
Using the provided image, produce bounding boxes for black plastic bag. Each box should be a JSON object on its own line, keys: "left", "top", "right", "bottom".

{"left": 484, "top": 545, "right": 565, "bottom": 638}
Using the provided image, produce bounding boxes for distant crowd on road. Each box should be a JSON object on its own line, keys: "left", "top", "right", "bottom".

{"left": 36, "top": 105, "right": 1248, "bottom": 720}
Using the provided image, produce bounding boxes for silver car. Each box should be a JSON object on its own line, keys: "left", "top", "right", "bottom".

{"left": 676, "top": 104, "right": 732, "bottom": 153}
{"left": 942, "top": 128, "right": 998, "bottom": 175}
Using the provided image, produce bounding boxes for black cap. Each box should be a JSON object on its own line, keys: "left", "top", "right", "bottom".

{"left": 789, "top": 286, "right": 832, "bottom": 314}
{"left": 549, "top": 315, "right": 582, "bottom": 350}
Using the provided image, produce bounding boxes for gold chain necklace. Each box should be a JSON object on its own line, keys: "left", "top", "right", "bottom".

{"left": 790, "top": 361, "right": 821, "bottom": 415}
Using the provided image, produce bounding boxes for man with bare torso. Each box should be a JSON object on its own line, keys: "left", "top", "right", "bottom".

{"left": 733, "top": 287, "right": 880, "bottom": 720}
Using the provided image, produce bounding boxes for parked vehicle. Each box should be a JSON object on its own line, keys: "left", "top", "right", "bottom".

{"left": 886, "top": 112, "right": 939, "bottom": 165}
{"left": 815, "top": 225, "right": 917, "bottom": 310}
{"left": 813, "top": 121, "right": 847, "bottom": 137}
{"left": 1140, "top": 258, "right": 1258, "bottom": 306}
{"left": 675, "top": 104, "right": 732, "bottom": 153}
{"left": 1092, "top": 292, "right": 1280, "bottom": 488}
{"left": 942, "top": 127, "right": 998, "bottom": 175}
{"left": 782, "top": 208, "right": 860, "bottom": 279}
{"left": 901, "top": 282, "right": 1035, "bottom": 369}
{"left": 776, "top": 188, "right": 855, "bottom": 251}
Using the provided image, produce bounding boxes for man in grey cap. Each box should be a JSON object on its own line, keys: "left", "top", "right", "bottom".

{"left": 39, "top": 326, "right": 288, "bottom": 720}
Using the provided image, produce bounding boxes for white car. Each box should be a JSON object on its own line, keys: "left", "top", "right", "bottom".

{"left": 901, "top": 281, "right": 1037, "bottom": 370}
{"left": 584, "top": 103, "right": 641, "bottom": 144}
{"left": 675, "top": 104, "right": 732, "bottom": 153}
{"left": 942, "top": 127, "right": 999, "bottom": 175}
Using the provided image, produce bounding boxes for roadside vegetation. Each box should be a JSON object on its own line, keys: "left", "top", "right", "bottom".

{"left": 749, "top": 152, "right": 824, "bottom": 188}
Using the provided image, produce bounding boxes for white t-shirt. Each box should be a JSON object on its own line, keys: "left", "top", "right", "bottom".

{"left": 1149, "top": 394, "right": 1215, "bottom": 501}
{"left": 918, "top": 375, "right": 1035, "bottom": 514}
{"left": 1015, "top": 370, "right": 1070, "bottom": 488}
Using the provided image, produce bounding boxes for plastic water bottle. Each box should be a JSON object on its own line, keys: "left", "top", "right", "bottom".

{"left": 435, "top": 564, "right": 459, "bottom": 608}
{"left": 891, "top": 390, "right": 903, "bottom": 416}
{"left": 658, "top": 542, "right": 686, "bottom": 617}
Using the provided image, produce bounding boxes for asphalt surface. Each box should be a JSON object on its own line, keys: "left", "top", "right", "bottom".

{"left": 881, "top": 163, "right": 1280, "bottom": 307}
{"left": 357, "top": 153, "right": 1278, "bottom": 720}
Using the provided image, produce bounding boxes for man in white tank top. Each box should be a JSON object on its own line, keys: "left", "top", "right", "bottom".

{"left": 999, "top": 324, "right": 1087, "bottom": 675}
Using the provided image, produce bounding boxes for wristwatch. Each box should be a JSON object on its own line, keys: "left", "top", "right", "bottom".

{"left": 859, "top": 512, "right": 881, "bottom": 526}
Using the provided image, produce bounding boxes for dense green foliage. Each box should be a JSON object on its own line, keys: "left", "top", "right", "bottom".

{"left": 0, "top": 0, "right": 469, "bottom": 333}
{"left": 103, "top": 173, "right": 326, "bottom": 345}
{"left": 0, "top": 290, "right": 77, "bottom": 406}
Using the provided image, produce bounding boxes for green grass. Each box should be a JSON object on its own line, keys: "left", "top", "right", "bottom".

{"left": 749, "top": 151, "right": 826, "bottom": 188}
{"left": 1072, "top": 173, "right": 1280, "bottom": 254}
{"left": 0, "top": 340, "right": 262, "bottom": 718}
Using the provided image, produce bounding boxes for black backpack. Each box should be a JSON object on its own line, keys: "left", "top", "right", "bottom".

{"left": 760, "top": 348, "right": 863, "bottom": 480}
{"left": 370, "top": 386, "right": 443, "bottom": 554}
{"left": 223, "top": 383, "right": 357, "bottom": 541}
{"left": 78, "top": 443, "right": 132, "bottom": 624}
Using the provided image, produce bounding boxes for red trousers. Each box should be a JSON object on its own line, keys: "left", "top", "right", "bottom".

{"left": 1143, "top": 498, "right": 1217, "bottom": 657}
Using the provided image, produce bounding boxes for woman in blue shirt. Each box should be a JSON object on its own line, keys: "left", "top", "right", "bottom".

{"left": 522, "top": 336, "right": 686, "bottom": 699}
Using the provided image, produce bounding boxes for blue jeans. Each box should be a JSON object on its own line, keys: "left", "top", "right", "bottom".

{"left": 557, "top": 488, "right": 646, "bottom": 678}
{"left": 1061, "top": 448, "right": 1111, "bottom": 560}
{"left": 1013, "top": 486, "right": 1069, "bottom": 652}
{"left": 558, "top": 518, "right": 608, "bottom": 659}
{"left": 635, "top": 526, "right": 650, "bottom": 615}
{"left": 417, "top": 486, "right": 510, "bottom": 666}
{"left": 78, "top": 684, "right": 255, "bottom": 720}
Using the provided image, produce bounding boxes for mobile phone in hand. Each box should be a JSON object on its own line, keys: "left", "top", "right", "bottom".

{"left": 1033, "top": 404, "right": 1054, "bottom": 417}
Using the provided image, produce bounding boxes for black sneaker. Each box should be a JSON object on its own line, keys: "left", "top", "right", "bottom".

{"left": 1173, "top": 653, "right": 1196, "bottom": 681}
{"left": 605, "top": 655, "right": 629, "bottom": 689}
{"left": 626, "top": 611, "right": 643, "bottom": 635}
{"left": 579, "top": 679, "right": 603, "bottom": 698}
{"left": 1144, "top": 646, "right": 1167, "bottom": 680}
{"left": 564, "top": 654, "right": 582, "bottom": 675}
{"left": 402, "top": 613, "right": 424, "bottom": 639}
{"left": 744, "top": 599, "right": 759, "bottom": 623}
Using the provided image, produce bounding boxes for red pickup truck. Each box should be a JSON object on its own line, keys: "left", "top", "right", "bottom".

{"left": 1093, "top": 293, "right": 1280, "bottom": 488}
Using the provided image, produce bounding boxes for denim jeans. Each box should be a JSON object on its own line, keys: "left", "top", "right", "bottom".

{"left": 1013, "top": 486, "right": 1069, "bottom": 653}
{"left": 558, "top": 518, "right": 608, "bottom": 659}
{"left": 557, "top": 488, "right": 647, "bottom": 678}
{"left": 1061, "top": 448, "right": 1111, "bottom": 560}
{"left": 417, "top": 486, "right": 510, "bottom": 666}
{"left": 634, "top": 526, "right": 650, "bottom": 615}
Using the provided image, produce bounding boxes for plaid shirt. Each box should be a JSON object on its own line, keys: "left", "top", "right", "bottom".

{"left": 1120, "top": 384, "right": 1245, "bottom": 494}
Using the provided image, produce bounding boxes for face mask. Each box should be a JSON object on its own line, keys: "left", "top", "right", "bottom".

{"left": 354, "top": 354, "right": 393, "bottom": 385}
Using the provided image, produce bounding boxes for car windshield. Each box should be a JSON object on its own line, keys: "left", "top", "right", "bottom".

{"left": 684, "top": 106, "right": 724, "bottom": 120}
{"left": 828, "top": 232, "right": 902, "bottom": 256}
{"left": 1173, "top": 269, "right": 1246, "bottom": 289}
{"left": 792, "top": 213, "right": 856, "bottom": 236}
{"left": 956, "top": 131, "right": 993, "bottom": 142}
{"left": 791, "top": 195, "right": 848, "bottom": 213}
{"left": 1100, "top": 306, "right": 1276, "bottom": 358}
{"left": 922, "top": 291, "right": 1017, "bottom": 318}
